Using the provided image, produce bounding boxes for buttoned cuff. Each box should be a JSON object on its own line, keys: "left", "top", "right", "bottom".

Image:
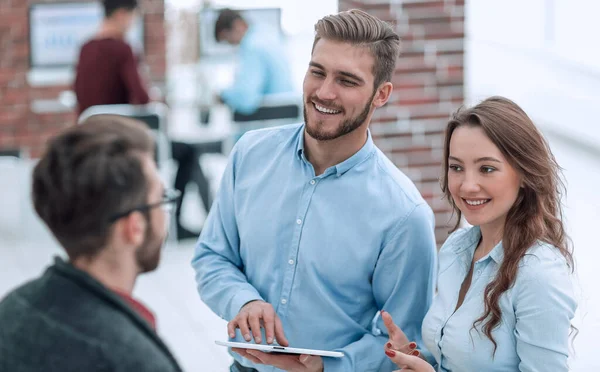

{"left": 227, "top": 289, "right": 263, "bottom": 321}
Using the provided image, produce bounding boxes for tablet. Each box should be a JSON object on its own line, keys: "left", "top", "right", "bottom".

{"left": 215, "top": 340, "right": 344, "bottom": 358}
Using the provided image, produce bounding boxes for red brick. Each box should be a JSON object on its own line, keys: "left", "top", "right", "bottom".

{"left": 423, "top": 31, "right": 464, "bottom": 41}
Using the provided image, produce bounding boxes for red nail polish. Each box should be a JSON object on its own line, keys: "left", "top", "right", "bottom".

{"left": 386, "top": 342, "right": 392, "bottom": 349}
{"left": 410, "top": 342, "right": 417, "bottom": 349}
{"left": 385, "top": 350, "right": 395, "bottom": 357}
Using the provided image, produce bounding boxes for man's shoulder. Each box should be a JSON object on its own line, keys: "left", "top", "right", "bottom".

{"left": 80, "top": 38, "right": 132, "bottom": 56}
{"left": 370, "top": 147, "right": 427, "bottom": 206}
{"left": 234, "top": 123, "right": 303, "bottom": 156}
{"left": 0, "top": 269, "right": 179, "bottom": 370}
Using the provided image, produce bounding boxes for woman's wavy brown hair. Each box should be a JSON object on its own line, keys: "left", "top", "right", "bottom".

{"left": 440, "top": 96, "right": 575, "bottom": 353}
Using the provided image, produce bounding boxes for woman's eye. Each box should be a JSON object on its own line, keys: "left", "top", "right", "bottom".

{"left": 481, "top": 166, "right": 496, "bottom": 173}
{"left": 311, "top": 70, "right": 324, "bottom": 77}
{"left": 449, "top": 164, "right": 462, "bottom": 172}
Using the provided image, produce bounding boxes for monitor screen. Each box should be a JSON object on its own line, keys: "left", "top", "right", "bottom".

{"left": 199, "top": 7, "right": 282, "bottom": 58}
{"left": 29, "top": 2, "right": 144, "bottom": 68}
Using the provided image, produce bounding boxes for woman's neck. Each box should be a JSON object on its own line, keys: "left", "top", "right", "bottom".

{"left": 475, "top": 223, "right": 504, "bottom": 260}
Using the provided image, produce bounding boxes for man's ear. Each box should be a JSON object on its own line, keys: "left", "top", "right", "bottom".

{"left": 119, "top": 211, "right": 146, "bottom": 247}
{"left": 372, "top": 82, "right": 393, "bottom": 108}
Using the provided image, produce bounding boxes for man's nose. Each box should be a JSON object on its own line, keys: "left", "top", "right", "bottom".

{"left": 315, "top": 79, "right": 337, "bottom": 102}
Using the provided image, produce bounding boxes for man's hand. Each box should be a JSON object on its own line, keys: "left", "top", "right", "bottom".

{"left": 228, "top": 300, "right": 289, "bottom": 346}
{"left": 232, "top": 348, "right": 323, "bottom": 372}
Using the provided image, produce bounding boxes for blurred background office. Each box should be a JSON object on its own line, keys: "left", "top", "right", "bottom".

{"left": 0, "top": 0, "right": 598, "bottom": 370}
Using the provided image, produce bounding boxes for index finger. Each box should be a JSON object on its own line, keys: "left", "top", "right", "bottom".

{"left": 262, "top": 308, "right": 275, "bottom": 344}
{"left": 381, "top": 310, "right": 398, "bottom": 337}
{"left": 274, "top": 314, "right": 289, "bottom": 346}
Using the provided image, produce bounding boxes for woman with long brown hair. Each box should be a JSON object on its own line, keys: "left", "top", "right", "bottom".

{"left": 381, "top": 96, "right": 577, "bottom": 371}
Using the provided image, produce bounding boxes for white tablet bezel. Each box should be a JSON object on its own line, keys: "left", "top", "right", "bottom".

{"left": 215, "top": 340, "right": 344, "bottom": 358}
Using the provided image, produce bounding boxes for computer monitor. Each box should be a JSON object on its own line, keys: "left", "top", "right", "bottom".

{"left": 29, "top": 2, "right": 144, "bottom": 69}
{"left": 198, "top": 7, "right": 282, "bottom": 58}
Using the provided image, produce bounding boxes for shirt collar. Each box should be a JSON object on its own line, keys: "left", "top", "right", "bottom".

{"left": 296, "top": 124, "right": 375, "bottom": 177}
{"left": 111, "top": 287, "right": 157, "bottom": 330}
{"left": 452, "top": 225, "right": 505, "bottom": 264}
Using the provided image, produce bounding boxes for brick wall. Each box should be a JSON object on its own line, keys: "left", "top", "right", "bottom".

{"left": 338, "top": 0, "right": 465, "bottom": 244}
{"left": 0, "top": 0, "right": 166, "bottom": 157}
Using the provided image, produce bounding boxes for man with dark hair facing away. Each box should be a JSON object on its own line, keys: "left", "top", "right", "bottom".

{"left": 0, "top": 115, "right": 183, "bottom": 371}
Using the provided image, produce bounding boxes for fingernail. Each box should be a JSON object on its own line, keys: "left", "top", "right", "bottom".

{"left": 244, "top": 334, "right": 251, "bottom": 341}
{"left": 255, "top": 337, "right": 262, "bottom": 344}
{"left": 300, "top": 355, "right": 309, "bottom": 363}
{"left": 410, "top": 342, "right": 417, "bottom": 349}
{"left": 386, "top": 342, "right": 392, "bottom": 349}
{"left": 385, "top": 350, "right": 395, "bottom": 357}
{"left": 413, "top": 350, "right": 420, "bottom": 357}
{"left": 267, "top": 337, "right": 273, "bottom": 343}
{"left": 229, "top": 333, "right": 235, "bottom": 338}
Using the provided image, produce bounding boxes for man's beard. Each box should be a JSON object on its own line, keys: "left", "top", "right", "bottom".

{"left": 135, "top": 217, "right": 165, "bottom": 273}
{"left": 304, "top": 90, "right": 376, "bottom": 141}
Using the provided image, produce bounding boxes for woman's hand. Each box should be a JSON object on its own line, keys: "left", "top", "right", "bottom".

{"left": 381, "top": 310, "right": 419, "bottom": 356}
{"left": 381, "top": 310, "right": 432, "bottom": 371}
{"left": 385, "top": 347, "right": 435, "bottom": 372}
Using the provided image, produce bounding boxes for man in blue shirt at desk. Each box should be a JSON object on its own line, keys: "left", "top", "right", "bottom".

{"left": 214, "top": 8, "right": 294, "bottom": 115}
{"left": 193, "top": 9, "right": 437, "bottom": 372}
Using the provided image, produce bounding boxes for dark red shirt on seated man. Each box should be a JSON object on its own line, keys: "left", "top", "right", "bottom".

{"left": 74, "top": 0, "right": 211, "bottom": 240}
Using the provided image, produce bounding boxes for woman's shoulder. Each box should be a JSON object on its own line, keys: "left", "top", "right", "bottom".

{"left": 519, "top": 242, "right": 573, "bottom": 285}
{"left": 517, "top": 241, "right": 573, "bottom": 279}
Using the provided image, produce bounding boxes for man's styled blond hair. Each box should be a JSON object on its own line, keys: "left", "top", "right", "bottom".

{"left": 312, "top": 9, "right": 401, "bottom": 89}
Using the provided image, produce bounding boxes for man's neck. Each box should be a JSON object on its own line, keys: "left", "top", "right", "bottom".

{"left": 303, "top": 127, "right": 368, "bottom": 176}
{"left": 71, "top": 252, "right": 138, "bottom": 294}
{"left": 96, "top": 21, "right": 126, "bottom": 39}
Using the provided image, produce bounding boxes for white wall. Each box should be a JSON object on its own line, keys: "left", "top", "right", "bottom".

{"left": 466, "top": 0, "right": 600, "bottom": 150}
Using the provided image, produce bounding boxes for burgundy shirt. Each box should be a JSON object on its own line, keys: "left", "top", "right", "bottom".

{"left": 74, "top": 38, "right": 150, "bottom": 116}
{"left": 111, "top": 287, "right": 157, "bottom": 330}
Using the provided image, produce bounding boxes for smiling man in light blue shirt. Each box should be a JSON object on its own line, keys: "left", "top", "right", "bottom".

{"left": 193, "top": 10, "right": 437, "bottom": 372}
{"left": 215, "top": 9, "right": 294, "bottom": 115}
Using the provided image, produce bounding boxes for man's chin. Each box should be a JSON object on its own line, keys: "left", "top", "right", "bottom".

{"left": 305, "top": 122, "right": 342, "bottom": 141}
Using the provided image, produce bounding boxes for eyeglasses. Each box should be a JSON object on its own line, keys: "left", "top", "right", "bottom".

{"left": 109, "top": 189, "right": 181, "bottom": 223}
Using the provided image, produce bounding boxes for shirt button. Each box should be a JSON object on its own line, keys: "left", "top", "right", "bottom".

{"left": 296, "top": 219, "right": 302, "bottom": 225}
{"left": 281, "top": 299, "right": 287, "bottom": 304}
{"left": 288, "top": 259, "right": 295, "bottom": 265}
{"left": 476, "top": 269, "right": 482, "bottom": 275}
{"left": 310, "top": 180, "right": 316, "bottom": 185}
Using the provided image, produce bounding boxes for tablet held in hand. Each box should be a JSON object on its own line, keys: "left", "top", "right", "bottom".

{"left": 215, "top": 340, "right": 344, "bottom": 358}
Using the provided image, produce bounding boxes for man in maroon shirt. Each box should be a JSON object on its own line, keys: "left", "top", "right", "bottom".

{"left": 74, "top": 0, "right": 210, "bottom": 240}
{"left": 74, "top": 0, "right": 148, "bottom": 113}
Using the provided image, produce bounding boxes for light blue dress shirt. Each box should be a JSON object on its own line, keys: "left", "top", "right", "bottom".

{"left": 220, "top": 26, "right": 294, "bottom": 114}
{"left": 422, "top": 226, "right": 577, "bottom": 372}
{"left": 192, "top": 123, "right": 437, "bottom": 371}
